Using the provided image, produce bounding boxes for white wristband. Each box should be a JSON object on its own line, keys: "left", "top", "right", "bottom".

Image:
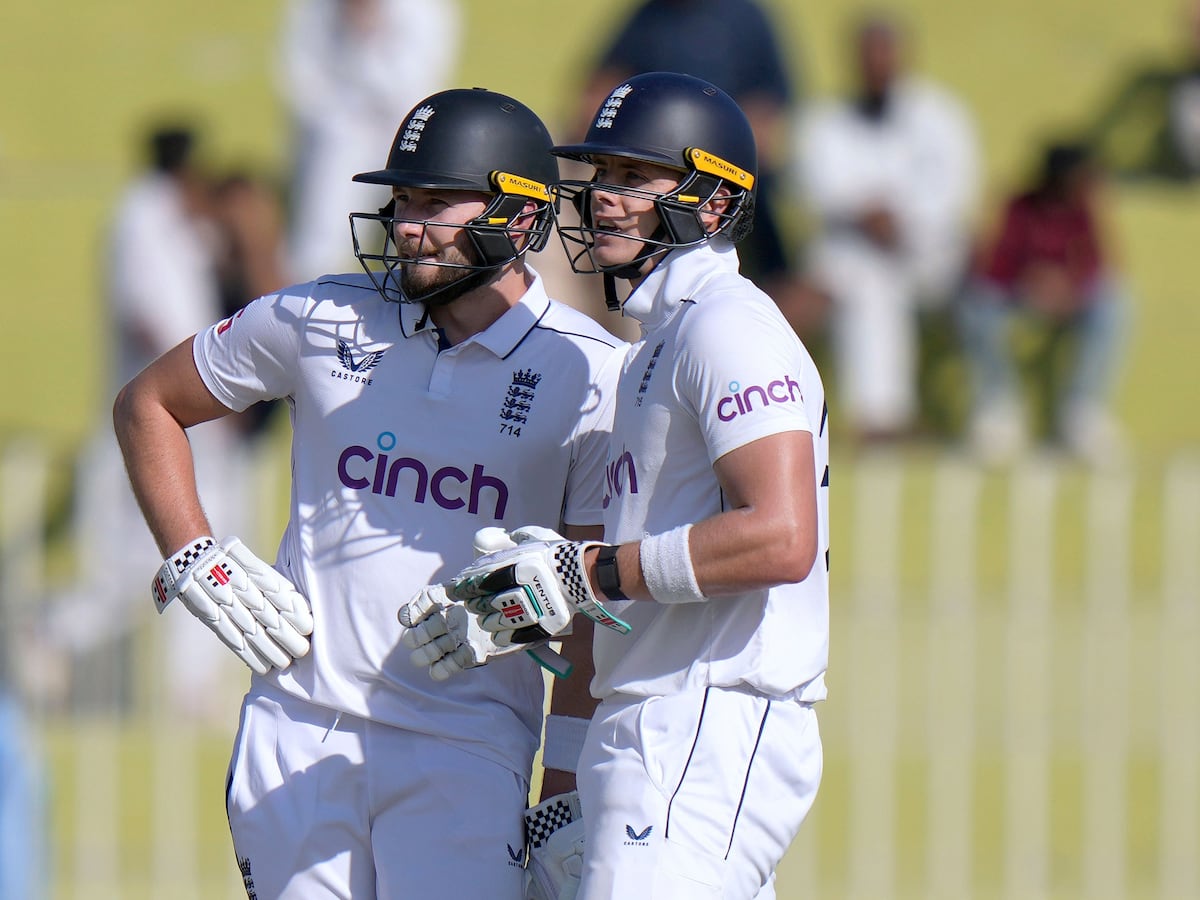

{"left": 639, "top": 523, "right": 704, "bottom": 604}
{"left": 543, "top": 715, "right": 590, "bottom": 774}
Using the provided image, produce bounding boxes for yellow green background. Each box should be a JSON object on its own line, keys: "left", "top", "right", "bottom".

{"left": 3, "top": 1, "right": 1198, "bottom": 897}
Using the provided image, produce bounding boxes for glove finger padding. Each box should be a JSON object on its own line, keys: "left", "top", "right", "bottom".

{"left": 525, "top": 791, "right": 585, "bottom": 900}
{"left": 473, "top": 526, "right": 519, "bottom": 555}
{"left": 154, "top": 536, "right": 313, "bottom": 675}
{"left": 221, "top": 538, "right": 314, "bottom": 655}
{"left": 400, "top": 580, "right": 574, "bottom": 680}
{"left": 399, "top": 583, "right": 523, "bottom": 681}
{"left": 509, "top": 525, "right": 569, "bottom": 545}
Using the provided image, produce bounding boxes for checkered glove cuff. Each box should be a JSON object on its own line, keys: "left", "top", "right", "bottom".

{"left": 152, "top": 536, "right": 216, "bottom": 613}
{"left": 524, "top": 790, "right": 583, "bottom": 851}
{"left": 555, "top": 542, "right": 629, "bottom": 633}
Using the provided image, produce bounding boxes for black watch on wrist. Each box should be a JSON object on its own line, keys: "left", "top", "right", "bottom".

{"left": 594, "top": 545, "right": 628, "bottom": 602}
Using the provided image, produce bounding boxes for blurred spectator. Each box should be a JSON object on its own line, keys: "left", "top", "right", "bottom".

{"left": 106, "top": 125, "right": 222, "bottom": 390}
{"left": 40, "top": 122, "right": 253, "bottom": 720}
{"left": 212, "top": 171, "right": 289, "bottom": 316}
{"left": 957, "top": 142, "right": 1130, "bottom": 466}
{"left": 1086, "top": 0, "right": 1200, "bottom": 182}
{"left": 571, "top": 0, "right": 803, "bottom": 301}
{"left": 278, "top": 0, "right": 461, "bottom": 281}
{"left": 794, "top": 11, "right": 980, "bottom": 443}
{"left": 210, "top": 171, "right": 289, "bottom": 440}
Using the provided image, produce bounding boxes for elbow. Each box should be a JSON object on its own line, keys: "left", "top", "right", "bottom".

{"left": 778, "top": 535, "right": 818, "bottom": 585}
{"left": 763, "top": 518, "right": 818, "bottom": 586}
{"left": 112, "top": 377, "right": 150, "bottom": 447}
{"left": 112, "top": 382, "right": 134, "bottom": 438}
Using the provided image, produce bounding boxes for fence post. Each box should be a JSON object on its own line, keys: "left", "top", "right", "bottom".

{"left": 1158, "top": 457, "right": 1199, "bottom": 898}
{"left": 1003, "top": 458, "right": 1058, "bottom": 900}
{"left": 846, "top": 453, "right": 904, "bottom": 900}
{"left": 926, "top": 457, "right": 982, "bottom": 898}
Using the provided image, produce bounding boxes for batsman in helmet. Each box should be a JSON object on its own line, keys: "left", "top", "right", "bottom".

{"left": 115, "top": 87, "right": 625, "bottom": 898}
{"left": 439, "top": 73, "right": 831, "bottom": 900}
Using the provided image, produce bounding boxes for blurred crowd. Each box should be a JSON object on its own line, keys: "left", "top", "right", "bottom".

{"left": 81, "top": 0, "right": 1200, "bottom": 479}
{"left": 561, "top": 0, "right": 1199, "bottom": 465}
{"left": 4, "top": 0, "right": 1199, "bottom": 890}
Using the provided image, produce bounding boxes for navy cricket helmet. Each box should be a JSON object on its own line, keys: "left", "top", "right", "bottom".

{"left": 350, "top": 88, "right": 558, "bottom": 304}
{"left": 550, "top": 71, "right": 757, "bottom": 296}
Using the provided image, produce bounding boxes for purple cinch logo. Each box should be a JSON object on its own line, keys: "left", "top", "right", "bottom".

{"left": 602, "top": 449, "right": 638, "bottom": 510}
{"left": 337, "top": 432, "right": 509, "bottom": 520}
{"left": 716, "top": 376, "right": 802, "bottom": 422}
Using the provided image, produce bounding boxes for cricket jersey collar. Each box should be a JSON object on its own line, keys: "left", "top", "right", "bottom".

{"left": 621, "top": 240, "right": 740, "bottom": 331}
{"left": 397, "top": 267, "right": 551, "bottom": 358}
{"left": 473, "top": 267, "right": 551, "bottom": 359}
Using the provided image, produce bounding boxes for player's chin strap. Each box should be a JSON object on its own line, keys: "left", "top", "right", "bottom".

{"left": 600, "top": 227, "right": 671, "bottom": 312}
{"left": 602, "top": 273, "right": 625, "bottom": 312}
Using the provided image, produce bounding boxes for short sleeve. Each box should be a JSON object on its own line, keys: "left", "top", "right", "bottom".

{"left": 675, "top": 293, "right": 814, "bottom": 463}
{"left": 193, "top": 291, "right": 303, "bottom": 412}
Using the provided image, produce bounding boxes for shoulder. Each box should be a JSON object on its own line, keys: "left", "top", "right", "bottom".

{"left": 535, "top": 301, "right": 627, "bottom": 353}
{"left": 900, "top": 77, "right": 973, "bottom": 119}
{"left": 678, "top": 274, "right": 792, "bottom": 351}
{"left": 800, "top": 98, "right": 852, "bottom": 129}
{"left": 291, "top": 272, "right": 381, "bottom": 312}
{"left": 306, "top": 271, "right": 382, "bottom": 301}
{"left": 241, "top": 272, "right": 381, "bottom": 325}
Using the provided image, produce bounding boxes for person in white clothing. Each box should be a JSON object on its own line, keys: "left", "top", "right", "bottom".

{"left": 41, "top": 124, "right": 250, "bottom": 720}
{"left": 795, "top": 13, "right": 979, "bottom": 441}
{"left": 113, "top": 89, "right": 624, "bottom": 898}
{"left": 431, "top": 73, "right": 831, "bottom": 900}
{"left": 278, "top": 0, "right": 461, "bottom": 281}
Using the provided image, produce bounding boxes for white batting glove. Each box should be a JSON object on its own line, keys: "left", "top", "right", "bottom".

{"left": 152, "top": 536, "right": 314, "bottom": 675}
{"left": 399, "top": 527, "right": 572, "bottom": 680}
{"left": 524, "top": 791, "right": 585, "bottom": 900}
{"left": 452, "top": 526, "right": 631, "bottom": 640}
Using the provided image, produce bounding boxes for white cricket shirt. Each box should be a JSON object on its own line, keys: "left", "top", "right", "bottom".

{"left": 592, "top": 241, "right": 830, "bottom": 702}
{"left": 194, "top": 269, "right": 624, "bottom": 776}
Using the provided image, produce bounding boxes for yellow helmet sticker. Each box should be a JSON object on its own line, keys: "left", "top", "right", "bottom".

{"left": 491, "top": 171, "right": 550, "bottom": 201}
{"left": 687, "top": 148, "right": 754, "bottom": 189}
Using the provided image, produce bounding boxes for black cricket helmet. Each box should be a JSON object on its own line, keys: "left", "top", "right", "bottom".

{"left": 550, "top": 72, "right": 757, "bottom": 287}
{"left": 350, "top": 87, "right": 558, "bottom": 304}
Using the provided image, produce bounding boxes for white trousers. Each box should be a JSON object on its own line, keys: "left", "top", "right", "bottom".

{"left": 575, "top": 686, "right": 822, "bottom": 900}
{"left": 226, "top": 684, "right": 530, "bottom": 899}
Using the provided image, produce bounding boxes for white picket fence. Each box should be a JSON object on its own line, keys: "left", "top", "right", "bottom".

{"left": 1, "top": 439, "right": 1197, "bottom": 899}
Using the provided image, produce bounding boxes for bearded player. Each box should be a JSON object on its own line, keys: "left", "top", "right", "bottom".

{"left": 114, "top": 87, "right": 624, "bottom": 898}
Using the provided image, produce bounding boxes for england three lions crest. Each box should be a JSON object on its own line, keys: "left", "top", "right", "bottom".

{"left": 498, "top": 368, "right": 542, "bottom": 436}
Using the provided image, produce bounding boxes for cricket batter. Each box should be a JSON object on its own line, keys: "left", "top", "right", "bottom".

{"left": 113, "top": 87, "right": 623, "bottom": 898}
{"left": 424, "top": 73, "right": 831, "bottom": 899}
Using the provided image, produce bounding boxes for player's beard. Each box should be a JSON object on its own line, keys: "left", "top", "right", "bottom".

{"left": 397, "top": 240, "right": 492, "bottom": 307}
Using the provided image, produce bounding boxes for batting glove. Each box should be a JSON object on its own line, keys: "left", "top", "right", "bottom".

{"left": 400, "top": 527, "right": 573, "bottom": 680}
{"left": 152, "top": 536, "right": 314, "bottom": 675}
{"left": 451, "top": 526, "right": 631, "bottom": 640}
{"left": 399, "top": 583, "right": 573, "bottom": 680}
{"left": 524, "top": 790, "right": 585, "bottom": 900}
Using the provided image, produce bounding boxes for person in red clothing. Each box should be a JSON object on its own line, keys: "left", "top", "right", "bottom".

{"left": 957, "top": 142, "right": 1130, "bottom": 464}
